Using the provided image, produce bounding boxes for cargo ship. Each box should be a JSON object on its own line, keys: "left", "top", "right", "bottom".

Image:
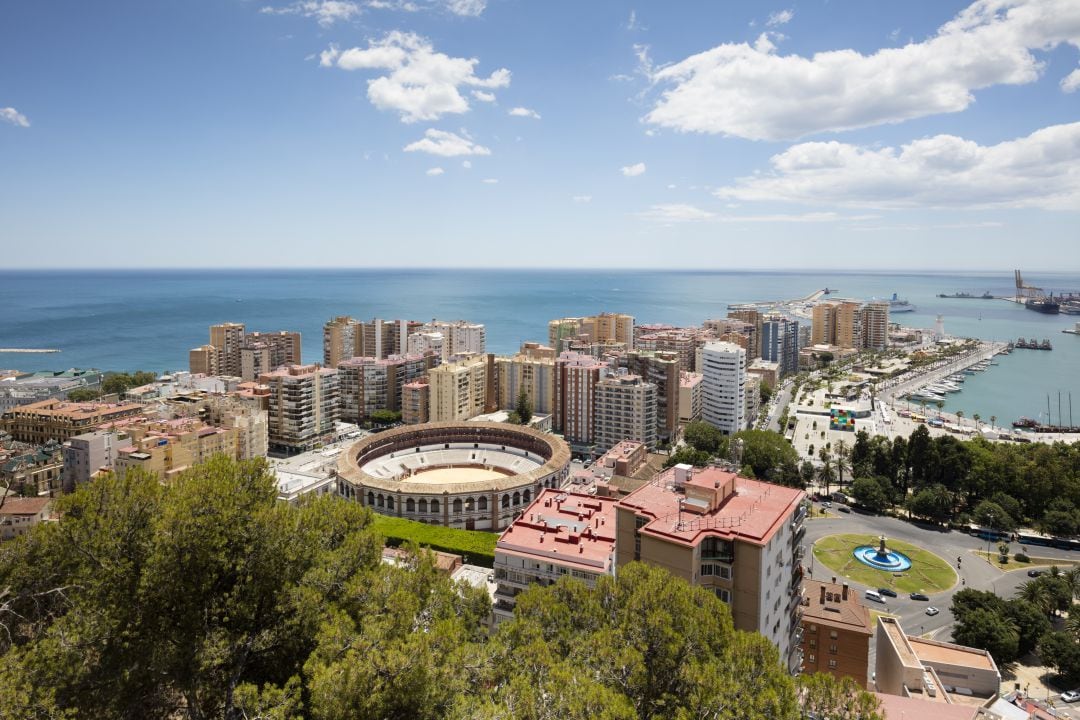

{"left": 1025, "top": 296, "right": 1060, "bottom": 314}
{"left": 937, "top": 291, "right": 994, "bottom": 299}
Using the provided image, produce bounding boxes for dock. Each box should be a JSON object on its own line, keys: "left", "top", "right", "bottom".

{"left": 0, "top": 348, "right": 61, "bottom": 354}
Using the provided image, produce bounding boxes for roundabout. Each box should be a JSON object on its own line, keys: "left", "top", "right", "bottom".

{"left": 812, "top": 533, "right": 957, "bottom": 595}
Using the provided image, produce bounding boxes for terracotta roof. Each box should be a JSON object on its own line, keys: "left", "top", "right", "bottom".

{"left": 802, "top": 579, "right": 872, "bottom": 635}
{"left": 0, "top": 497, "right": 52, "bottom": 516}
{"left": 872, "top": 693, "right": 978, "bottom": 720}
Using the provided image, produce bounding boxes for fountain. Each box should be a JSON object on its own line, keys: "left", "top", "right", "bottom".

{"left": 853, "top": 535, "right": 912, "bottom": 572}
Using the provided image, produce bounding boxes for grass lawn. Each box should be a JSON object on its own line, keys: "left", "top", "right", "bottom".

{"left": 370, "top": 514, "right": 499, "bottom": 568}
{"left": 969, "top": 550, "right": 1079, "bottom": 572}
{"left": 812, "top": 534, "right": 957, "bottom": 595}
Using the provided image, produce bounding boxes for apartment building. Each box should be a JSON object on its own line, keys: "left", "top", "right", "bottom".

{"left": 614, "top": 350, "right": 679, "bottom": 445}
{"left": 700, "top": 341, "right": 746, "bottom": 435}
{"left": 813, "top": 301, "right": 889, "bottom": 352}
{"left": 402, "top": 380, "right": 430, "bottom": 425}
{"left": 0, "top": 497, "right": 53, "bottom": 541}
{"left": 634, "top": 326, "right": 714, "bottom": 372}
{"left": 337, "top": 353, "right": 438, "bottom": 423}
{"left": 241, "top": 331, "right": 302, "bottom": 381}
{"left": 260, "top": 364, "right": 340, "bottom": 454}
{"left": 359, "top": 318, "right": 423, "bottom": 359}
{"left": 114, "top": 418, "right": 238, "bottom": 480}
{"left": 196, "top": 324, "right": 302, "bottom": 381}
{"left": 548, "top": 313, "right": 634, "bottom": 352}
{"left": 1, "top": 399, "right": 143, "bottom": 444}
{"left": 191, "top": 394, "right": 269, "bottom": 460}
{"left": 428, "top": 355, "right": 490, "bottom": 422}
{"left": 593, "top": 372, "right": 658, "bottom": 453}
{"left": 62, "top": 429, "right": 126, "bottom": 491}
{"left": 188, "top": 345, "right": 218, "bottom": 375}
{"left": 862, "top": 301, "right": 890, "bottom": 351}
{"left": 801, "top": 579, "right": 872, "bottom": 686}
{"left": 496, "top": 342, "right": 557, "bottom": 416}
{"left": 0, "top": 442, "right": 64, "bottom": 495}
{"left": 723, "top": 309, "right": 763, "bottom": 359}
{"left": 616, "top": 464, "right": 807, "bottom": 674}
{"left": 493, "top": 489, "right": 618, "bottom": 622}
{"left": 554, "top": 351, "right": 608, "bottom": 451}
{"left": 761, "top": 315, "right": 801, "bottom": 378}
{"left": 210, "top": 322, "right": 247, "bottom": 377}
{"left": 323, "top": 315, "right": 361, "bottom": 368}
{"left": 678, "top": 371, "right": 703, "bottom": 423}
{"left": 412, "top": 319, "right": 486, "bottom": 361}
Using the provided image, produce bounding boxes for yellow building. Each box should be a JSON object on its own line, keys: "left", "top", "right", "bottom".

{"left": 428, "top": 355, "right": 491, "bottom": 422}
{"left": 1, "top": 399, "right": 144, "bottom": 445}
{"left": 114, "top": 418, "right": 239, "bottom": 481}
{"left": 495, "top": 342, "right": 556, "bottom": 416}
{"left": 548, "top": 313, "right": 634, "bottom": 352}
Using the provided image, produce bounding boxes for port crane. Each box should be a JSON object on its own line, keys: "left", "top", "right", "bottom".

{"left": 1014, "top": 269, "right": 1043, "bottom": 299}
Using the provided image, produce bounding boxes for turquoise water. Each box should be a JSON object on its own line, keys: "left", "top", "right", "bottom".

{"left": 0, "top": 269, "right": 1077, "bottom": 426}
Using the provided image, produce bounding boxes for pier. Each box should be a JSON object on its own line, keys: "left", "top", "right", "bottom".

{"left": 0, "top": 348, "right": 61, "bottom": 354}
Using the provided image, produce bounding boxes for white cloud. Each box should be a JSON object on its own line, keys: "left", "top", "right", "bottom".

{"left": 367, "top": 0, "right": 420, "bottom": 11}
{"left": 714, "top": 122, "right": 1080, "bottom": 210}
{"left": 508, "top": 106, "right": 541, "bottom": 119}
{"left": 426, "top": 167, "right": 445, "bottom": 176}
{"left": 260, "top": 1, "right": 361, "bottom": 26}
{"left": 462, "top": 159, "right": 472, "bottom": 168}
{"left": 482, "top": 178, "right": 499, "bottom": 184}
{"left": 321, "top": 31, "right": 511, "bottom": 123}
{"left": 444, "top": 0, "right": 485, "bottom": 16}
{"left": 766, "top": 9, "right": 794, "bottom": 26}
{"left": 1063, "top": 68, "right": 1080, "bottom": 93}
{"left": 572, "top": 195, "right": 592, "bottom": 203}
{"left": 621, "top": 162, "right": 646, "bottom": 177}
{"left": 0, "top": 107, "right": 30, "bottom": 128}
{"left": 472, "top": 90, "right": 496, "bottom": 102}
{"left": 646, "top": 0, "right": 1080, "bottom": 140}
{"left": 627, "top": 10, "right": 638, "bottom": 30}
{"left": 640, "top": 204, "right": 877, "bottom": 223}
{"left": 404, "top": 129, "right": 492, "bottom": 156}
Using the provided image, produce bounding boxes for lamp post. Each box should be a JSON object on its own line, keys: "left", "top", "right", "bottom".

{"left": 986, "top": 511, "right": 994, "bottom": 562}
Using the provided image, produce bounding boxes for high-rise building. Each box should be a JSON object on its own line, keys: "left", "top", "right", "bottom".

{"left": 356, "top": 318, "right": 424, "bottom": 359}
{"left": 616, "top": 465, "right": 807, "bottom": 674}
{"left": 260, "top": 364, "right": 340, "bottom": 454}
{"left": 554, "top": 351, "right": 608, "bottom": 451}
{"left": 614, "top": 350, "right": 679, "bottom": 445}
{"left": 337, "top": 353, "right": 438, "bottom": 423}
{"left": 188, "top": 345, "right": 218, "bottom": 376}
{"left": 594, "top": 372, "right": 657, "bottom": 453}
{"left": 411, "top": 320, "right": 486, "bottom": 361}
{"left": 861, "top": 301, "right": 890, "bottom": 351}
{"left": 811, "top": 303, "right": 838, "bottom": 346}
{"left": 496, "top": 342, "right": 556, "bottom": 416}
{"left": 239, "top": 331, "right": 302, "bottom": 382}
{"left": 323, "top": 316, "right": 361, "bottom": 368}
{"left": 635, "top": 326, "right": 714, "bottom": 372}
{"left": 700, "top": 341, "right": 746, "bottom": 435}
{"left": 678, "top": 371, "right": 703, "bottom": 423}
{"left": 401, "top": 380, "right": 430, "bottom": 425}
{"left": 210, "top": 322, "right": 246, "bottom": 377}
{"left": 724, "top": 309, "right": 763, "bottom": 360}
{"left": 428, "top": 355, "right": 490, "bottom": 422}
{"left": 834, "top": 302, "right": 863, "bottom": 350}
{"left": 761, "top": 315, "right": 801, "bottom": 378}
{"left": 549, "top": 313, "right": 634, "bottom": 352}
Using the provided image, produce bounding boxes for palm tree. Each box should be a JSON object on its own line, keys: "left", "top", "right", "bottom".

{"left": 835, "top": 439, "right": 851, "bottom": 490}
{"left": 1064, "top": 567, "right": 1080, "bottom": 600}
{"left": 1019, "top": 580, "right": 1054, "bottom": 616}
{"left": 1066, "top": 612, "right": 1080, "bottom": 641}
{"left": 990, "top": 415, "right": 997, "bottom": 430}
{"left": 956, "top": 410, "right": 965, "bottom": 428}
{"left": 973, "top": 413, "right": 981, "bottom": 430}
{"left": 818, "top": 460, "right": 836, "bottom": 498}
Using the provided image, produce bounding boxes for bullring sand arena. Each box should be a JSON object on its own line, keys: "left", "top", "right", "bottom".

{"left": 337, "top": 421, "right": 571, "bottom": 531}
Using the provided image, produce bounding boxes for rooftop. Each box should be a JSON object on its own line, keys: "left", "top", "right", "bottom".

{"left": 0, "top": 497, "right": 52, "bottom": 516}
{"left": 872, "top": 693, "right": 979, "bottom": 720}
{"left": 802, "top": 579, "right": 872, "bottom": 635}
{"left": 908, "top": 637, "right": 997, "bottom": 672}
{"left": 617, "top": 465, "right": 804, "bottom": 547}
{"left": 497, "top": 489, "right": 617, "bottom": 574}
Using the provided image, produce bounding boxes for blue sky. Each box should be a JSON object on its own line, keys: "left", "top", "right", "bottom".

{"left": 1, "top": 0, "right": 1078, "bottom": 270}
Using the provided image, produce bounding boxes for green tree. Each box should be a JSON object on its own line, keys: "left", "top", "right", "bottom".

{"left": 972, "top": 500, "right": 1016, "bottom": 533}
{"left": 515, "top": 390, "right": 533, "bottom": 425}
{"left": 951, "top": 588, "right": 1007, "bottom": 619}
{"left": 66, "top": 387, "right": 102, "bottom": 402}
{"left": 951, "top": 608, "right": 1020, "bottom": 666}
{"left": 850, "top": 477, "right": 890, "bottom": 513}
{"left": 683, "top": 421, "right": 726, "bottom": 455}
{"left": 1006, "top": 599, "right": 1052, "bottom": 657}
{"left": 733, "top": 430, "right": 799, "bottom": 482}
{"left": 759, "top": 381, "right": 773, "bottom": 406}
{"left": 906, "top": 484, "right": 953, "bottom": 524}
{"left": 1039, "top": 632, "right": 1080, "bottom": 685}
{"left": 797, "top": 674, "right": 883, "bottom": 720}
{"left": 369, "top": 409, "right": 401, "bottom": 426}
{"left": 664, "top": 446, "right": 713, "bottom": 469}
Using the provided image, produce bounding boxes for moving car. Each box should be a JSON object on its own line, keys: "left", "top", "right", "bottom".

{"left": 909, "top": 592, "right": 930, "bottom": 601}
{"left": 877, "top": 588, "right": 898, "bottom": 598}
{"left": 926, "top": 607, "right": 940, "bottom": 616}
{"left": 1061, "top": 690, "right": 1080, "bottom": 703}
{"left": 1028, "top": 569, "right": 1046, "bottom": 577}
{"left": 864, "top": 590, "right": 886, "bottom": 604}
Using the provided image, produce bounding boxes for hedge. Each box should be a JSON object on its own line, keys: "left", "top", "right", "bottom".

{"left": 371, "top": 514, "right": 499, "bottom": 568}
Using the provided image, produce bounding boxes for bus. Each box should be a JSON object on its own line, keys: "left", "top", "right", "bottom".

{"left": 911, "top": 414, "right": 927, "bottom": 424}
{"left": 967, "top": 524, "right": 1008, "bottom": 542}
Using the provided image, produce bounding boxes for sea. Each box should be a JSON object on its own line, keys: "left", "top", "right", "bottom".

{"left": 1, "top": 269, "right": 1078, "bottom": 428}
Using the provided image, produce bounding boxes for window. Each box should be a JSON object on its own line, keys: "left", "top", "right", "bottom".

{"left": 828, "top": 660, "right": 838, "bottom": 669}
{"left": 465, "top": 497, "right": 475, "bottom": 511}
{"left": 406, "top": 498, "right": 415, "bottom": 513}
{"left": 808, "top": 653, "right": 816, "bottom": 663}
{"left": 502, "top": 494, "right": 510, "bottom": 509}
{"left": 809, "top": 624, "right": 817, "bottom": 633}
{"left": 809, "top": 639, "right": 817, "bottom": 649}
{"left": 512, "top": 492, "right": 521, "bottom": 506}
{"left": 718, "top": 566, "right": 731, "bottom": 579}
{"left": 431, "top": 499, "right": 440, "bottom": 513}
{"left": 419, "top": 498, "right": 428, "bottom": 513}
{"left": 829, "top": 644, "right": 838, "bottom": 654}
{"left": 713, "top": 588, "right": 730, "bottom": 603}
{"left": 829, "top": 630, "right": 838, "bottom": 640}
{"left": 701, "top": 564, "right": 713, "bottom": 576}
{"left": 478, "top": 496, "right": 488, "bottom": 511}
{"left": 453, "top": 498, "right": 462, "bottom": 513}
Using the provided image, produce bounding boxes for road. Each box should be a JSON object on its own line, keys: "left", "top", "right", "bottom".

{"left": 803, "top": 505, "right": 1080, "bottom": 696}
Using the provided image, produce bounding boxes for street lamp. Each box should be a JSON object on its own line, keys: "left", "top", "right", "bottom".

{"left": 986, "top": 511, "right": 994, "bottom": 561}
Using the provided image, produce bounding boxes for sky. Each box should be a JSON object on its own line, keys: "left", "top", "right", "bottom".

{"left": 0, "top": 0, "right": 1078, "bottom": 270}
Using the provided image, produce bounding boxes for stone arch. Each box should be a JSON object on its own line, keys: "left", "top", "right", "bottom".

{"left": 478, "top": 495, "right": 488, "bottom": 511}
{"left": 406, "top": 498, "right": 415, "bottom": 513}
{"left": 453, "top": 498, "right": 463, "bottom": 513}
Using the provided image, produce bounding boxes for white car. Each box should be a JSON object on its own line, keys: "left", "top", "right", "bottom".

{"left": 925, "top": 607, "right": 940, "bottom": 616}
{"left": 1061, "top": 690, "right": 1080, "bottom": 703}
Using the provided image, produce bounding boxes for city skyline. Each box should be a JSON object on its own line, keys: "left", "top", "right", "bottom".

{"left": 1, "top": 0, "right": 1078, "bottom": 270}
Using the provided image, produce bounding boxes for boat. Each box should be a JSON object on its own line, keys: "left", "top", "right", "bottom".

{"left": 1012, "top": 417, "right": 1038, "bottom": 429}
{"left": 888, "top": 293, "right": 916, "bottom": 313}
{"left": 937, "top": 291, "right": 994, "bottom": 299}
{"left": 1062, "top": 301, "right": 1080, "bottom": 315}
{"left": 1025, "top": 296, "right": 1060, "bottom": 314}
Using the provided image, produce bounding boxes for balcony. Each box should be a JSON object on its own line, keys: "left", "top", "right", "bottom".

{"left": 791, "top": 523, "right": 806, "bottom": 548}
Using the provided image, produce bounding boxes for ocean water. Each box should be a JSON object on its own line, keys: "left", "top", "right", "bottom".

{"left": 1, "top": 269, "right": 1077, "bottom": 426}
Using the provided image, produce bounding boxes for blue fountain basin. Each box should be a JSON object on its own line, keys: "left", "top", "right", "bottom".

{"left": 853, "top": 545, "right": 912, "bottom": 572}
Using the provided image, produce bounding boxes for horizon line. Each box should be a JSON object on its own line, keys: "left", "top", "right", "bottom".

{"left": 2, "top": 266, "right": 1078, "bottom": 275}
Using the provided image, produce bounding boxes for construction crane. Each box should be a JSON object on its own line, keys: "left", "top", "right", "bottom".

{"left": 1015, "top": 269, "right": 1043, "bottom": 299}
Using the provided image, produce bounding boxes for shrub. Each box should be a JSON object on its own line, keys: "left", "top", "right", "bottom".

{"left": 1015, "top": 552, "right": 1031, "bottom": 563}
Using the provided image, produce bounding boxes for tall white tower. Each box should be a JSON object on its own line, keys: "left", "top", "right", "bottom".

{"left": 934, "top": 315, "right": 946, "bottom": 341}
{"left": 700, "top": 341, "right": 747, "bottom": 435}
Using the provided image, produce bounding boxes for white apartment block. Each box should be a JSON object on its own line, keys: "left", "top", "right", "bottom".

{"left": 700, "top": 341, "right": 746, "bottom": 435}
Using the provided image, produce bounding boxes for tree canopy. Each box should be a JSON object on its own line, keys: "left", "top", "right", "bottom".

{"left": 0, "top": 456, "right": 881, "bottom": 720}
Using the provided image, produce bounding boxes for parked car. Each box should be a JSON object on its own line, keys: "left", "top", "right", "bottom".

{"left": 926, "top": 607, "right": 940, "bottom": 616}
{"left": 837, "top": 505, "right": 851, "bottom": 513}
{"left": 1061, "top": 690, "right": 1080, "bottom": 703}
{"left": 909, "top": 592, "right": 930, "bottom": 601}
{"left": 864, "top": 590, "right": 885, "bottom": 604}
{"left": 820, "top": 501, "right": 832, "bottom": 509}
{"left": 877, "top": 588, "right": 898, "bottom": 598}
{"left": 1028, "top": 569, "right": 1046, "bottom": 577}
